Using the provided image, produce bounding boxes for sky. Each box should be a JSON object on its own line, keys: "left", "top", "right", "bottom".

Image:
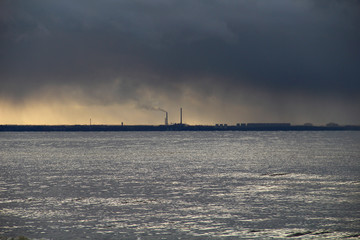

{"left": 1, "top": 0, "right": 359, "bottom": 125}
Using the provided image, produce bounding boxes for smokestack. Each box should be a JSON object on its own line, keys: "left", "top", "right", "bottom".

{"left": 165, "top": 112, "right": 168, "bottom": 125}
{"left": 180, "top": 108, "right": 182, "bottom": 124}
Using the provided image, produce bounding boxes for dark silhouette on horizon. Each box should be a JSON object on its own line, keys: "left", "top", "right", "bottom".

{"left": 1, "top": 123, "right": 359, "bottom": 132}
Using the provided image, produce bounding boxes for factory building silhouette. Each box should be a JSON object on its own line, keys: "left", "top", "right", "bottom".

{"left": 1, "top": 107, "right": 359, "bottom": 131}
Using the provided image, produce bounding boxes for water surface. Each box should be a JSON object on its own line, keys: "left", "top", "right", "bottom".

{"left": 1, "top": 131, "right": 359, "bottom": 239}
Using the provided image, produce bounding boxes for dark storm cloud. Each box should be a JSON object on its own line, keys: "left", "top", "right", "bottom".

{"left": 1, "top": 0, "right": 359, "bottom": 107}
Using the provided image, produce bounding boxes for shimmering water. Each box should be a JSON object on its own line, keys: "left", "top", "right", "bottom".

{"left": 0, "top": 131, "right": 359, "bottom": 239}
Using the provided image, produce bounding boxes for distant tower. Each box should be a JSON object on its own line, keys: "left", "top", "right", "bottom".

{"left": 90, "top": 118, "right": 91, "bottom": 126}
{"left": 165, "top": 112, "right": 168, "bottom": 125}
{"left": 180, "top": 108, "right": 182, "bottom": 124}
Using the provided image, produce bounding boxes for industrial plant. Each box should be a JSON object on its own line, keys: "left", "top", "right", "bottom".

{"left": 1, "top": 107, "right": 359, "bottom": 131}
{"left": 163, "top": 107, "right": 183, "bottom": 126}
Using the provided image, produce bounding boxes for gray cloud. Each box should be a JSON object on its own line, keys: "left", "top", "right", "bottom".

{"left": 1, "top": 0, "right": 359, "bottom": 123}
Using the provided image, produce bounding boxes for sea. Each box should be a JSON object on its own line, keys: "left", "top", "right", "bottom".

{"left": 0, "top": 131, "right": 359, "bottom": 239}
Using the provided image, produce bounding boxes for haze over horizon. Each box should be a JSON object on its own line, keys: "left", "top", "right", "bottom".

{"left": 1, "top": 0, "right": 359, "bottom": 125}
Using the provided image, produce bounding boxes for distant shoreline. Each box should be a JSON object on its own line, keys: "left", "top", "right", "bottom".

{"left": 1, "top": 124, "right": 359, "bottom": 131}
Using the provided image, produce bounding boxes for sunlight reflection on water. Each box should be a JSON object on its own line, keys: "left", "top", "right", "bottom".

{"left": 1, "top": 131, "right": 360, "bottom": 239}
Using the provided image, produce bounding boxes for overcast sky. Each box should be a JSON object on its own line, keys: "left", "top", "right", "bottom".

{"left": 1, "top": 0, "right": 359, "bottom": 125}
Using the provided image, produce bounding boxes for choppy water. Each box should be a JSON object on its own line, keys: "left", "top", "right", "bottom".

{"left": 0, "top": 131, "right": 359, "bottom": 239}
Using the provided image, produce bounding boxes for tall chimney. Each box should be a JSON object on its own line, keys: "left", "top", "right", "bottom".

{"left": 180, "top": 108, "right": 182, "bottom": 124}
{"left": 165, "top": 112, "right": 168, "bottom": 125}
